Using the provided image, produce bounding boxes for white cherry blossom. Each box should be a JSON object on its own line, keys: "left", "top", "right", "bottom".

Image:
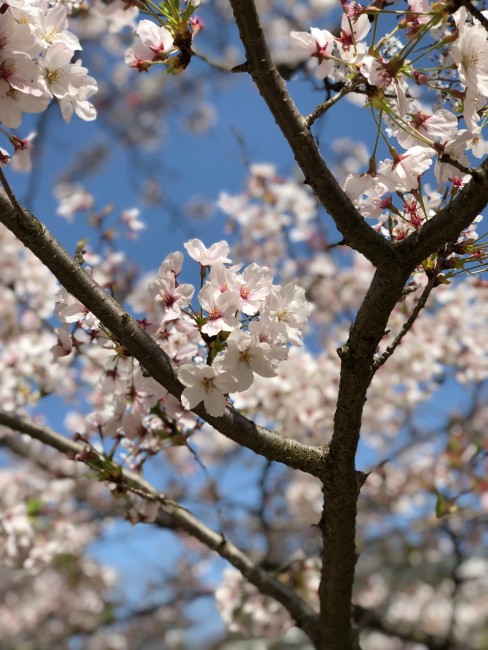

{"left": 290, "top": 27, "right": 336, "bottom": 79}
{"left": 220, "top": 328, "right": 278, "bottom": 391}
{"left": 178, "top": 364, "right": 237, "bottom": 416}
{"left": 150, "top": 272, "right": 195, "bottom": 323}
{"left": 184, "top": 238, "right": 231, "bottom": 266}
{"left": 450, "top": 22, "right": 488, "bottom": 96}
{"left": 198, "top": 283, "right": 240, "bottom": 336}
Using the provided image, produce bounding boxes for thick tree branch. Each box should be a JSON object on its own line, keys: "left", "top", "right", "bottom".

{"left": 0, "top": 190, "right": 327, "bottom": 478}
{"left": 319, "top": 266, "right": 411, "bottom": 650}
{"left": 0, "top": 410, "right": 320, "bottom": 641}
{"left": 372, "top": 253, "right": 449, "bottom": 372}
{"left": 227, "top": 0, "right": 397, "bottom": 269}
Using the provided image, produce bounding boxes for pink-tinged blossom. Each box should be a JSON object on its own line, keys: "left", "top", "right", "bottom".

{"left": 198, "top": 283, "right": 240, "bottom": 336}
{"left": 0, "top": 11, "right": 40, "bottom": 58}
{"left": 0, "top": 147, "right": 10, "bottom": 166}
{"left": 378, "top": 146, "right": 434, "bottom": 192}
{"left": 336, "top": 9, "right": 370, "bottom": 62}
{"left": 0, "top": 52, "right": 45, "bottom": 97}
{"left": 450, "top": 22, "right": 488, "bottom": 96}
{"left": 120, "top": 208, "right": 145, "bottom": 237}
{"left": 178, "top": 364, "right": 237, "bottom": 416}
{"left": 184, "top": 238, "right": 231, "bottom": 266}
{"left": 0, "top": 81, "right": 50, "bottom": 129}
{"left": 37, "top": 2, "right": 81, "bottom": 53}
{"left": 207, "top": 261, "right": 236, "bottom": 294}
{"left": 434, "top": 132, "right": 472, "bottom": 185}
{"left": 38, "top": 44, "right": 98, "bottom": 122}
{"left": 403, "top": 0, "right": 431, "bottom": 37}
{"left": 361, "top": 54, "right": 408, "bottom": 116}
{"left": 10, "top": 132, "right": 36, "bottom": 172}
{"left": 51, "top": 327, "right": 73, "bottom": 358}
{"left": 290, "top": 28, "right": 336, "bottom": 79}
{"left": 342, "top": 172, "right": 390, "bottom": 203}
{"left": 39, "top": 44, "right": 85, "bottom": 98}
{"left": 220, "top": 329, "right": 277, "bottom": 391}
{"left": 158, "top": 250, "right": 184, "bottom": 278}
{"left": 55, "top": 287, "right": 99, "bottom": 329}
{"left": 58, "top": 77, "right": 97, "bottom": 123}
{"left": 125, "top": 20, "right": 174, "bottom": 72}
{"left": 463, "top": 85, "right": 485, "bottom": 131}
{"left": 125, "top": 367, "right": 164, "bottom": 414}
{"left": 150, "top": 272, "right": 194, "bottom": 323}
{"left": 247, "top": 320, "right": 289, "bottom": 362}
{"left": 54, "top": 182, "right": 94, "bottom": 221}
{"left": 396, "top": 109, "right": 458, "bottom": 150}
{"left": 227, "top": 262, "right": 274, "bottom": 315}
{"left": 466, "top": 127, "right": 488, "bottom": 159}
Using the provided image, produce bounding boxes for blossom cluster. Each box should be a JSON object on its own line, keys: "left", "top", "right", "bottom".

{"left": 218, "top": 162, "right": 320, "bottom": 271}
{"left": 215, "top": 559, "right": 319, "bottom": 641}
{"left": 0, "top": 0, "right": 97, "bottom": 168}
{"left": 51, "top": 239, "right": 311, "bottom": 465}
{"left": 290, "top": 2, "right": 488, "bottom": 241}
{"left": 125, "top": 1, "right": 202, "bottom": 75}
{"left": 152, "top": 238, "right": 312, "bottom": 417}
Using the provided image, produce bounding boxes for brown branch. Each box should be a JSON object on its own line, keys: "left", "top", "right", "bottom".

{"left": 0, "top": 189, "right": 327, "bottom": 478}
{"left": 227, "top": 0, "right": 397, "bottom": 269}
{"left": 0, "top": 410, "right": 320, "bottom": 640}
{"left": 372, "top": 266, "right": 443, "bottom": 372}
{"left": 318, "top": 266, "right": 412, "bottom": 650}
{"left": 305, "top": 77, "right": 362, "bottom": 128}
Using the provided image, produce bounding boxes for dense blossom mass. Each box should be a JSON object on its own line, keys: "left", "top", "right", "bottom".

{"left": 0, "top": 0, "right": 488, "bottom": 648}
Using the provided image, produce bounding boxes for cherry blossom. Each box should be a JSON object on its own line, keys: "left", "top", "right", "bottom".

{"left": 178, "top": 363, "right": 237, "bottom": 416}
{"left": 220, "top": 328, "right": 278, "bottom": 391}
{"left": 184, "top": 238, "right": 231, "bottom": 266}
{"left": 378, "top": 145, "right": 435, "bottom": 193}
{"left": 262, "top": 283, "right": 312, "bottom": 345}
{"left": 396, "top": 109, "right": 458, "bottom": 150}
{"left": 198, "top": 282, "right": 240, "bottom": 336}
{"left": 125, "top": 20, "right": 175, "bottom": 72}
{"left": 9, "top": 132, "right": 36, "bottom": 172}
{"left": 450, "top": 19, "right": 488, "bottom": 97}
{"left": 335, "top": 7, "right": 370, "bottom": 62}
{"left": 150, "top": 272, "right": 195, "bottom": 323}
{"left": 290, "top": 27, "right": 336, "bottom": 79}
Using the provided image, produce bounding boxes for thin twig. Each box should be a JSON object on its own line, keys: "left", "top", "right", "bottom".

{"left": 372, "top": 271, "right": 440, "bottom": 372}
{"left": 0, "top": 410, "right": 319, "bottom": 638}
{"left": 305, "top": 77, "right": 361, "bottom": 128}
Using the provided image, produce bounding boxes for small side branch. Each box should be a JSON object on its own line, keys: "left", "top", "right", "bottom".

{"left": 0, "top": 410, "right": 319, "bottom": 640}
{"left": 372, "top": 270, "right": 440, "bottom": 372}
{"left": 305, "top": 78, "right": 361, "bottom": 128}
